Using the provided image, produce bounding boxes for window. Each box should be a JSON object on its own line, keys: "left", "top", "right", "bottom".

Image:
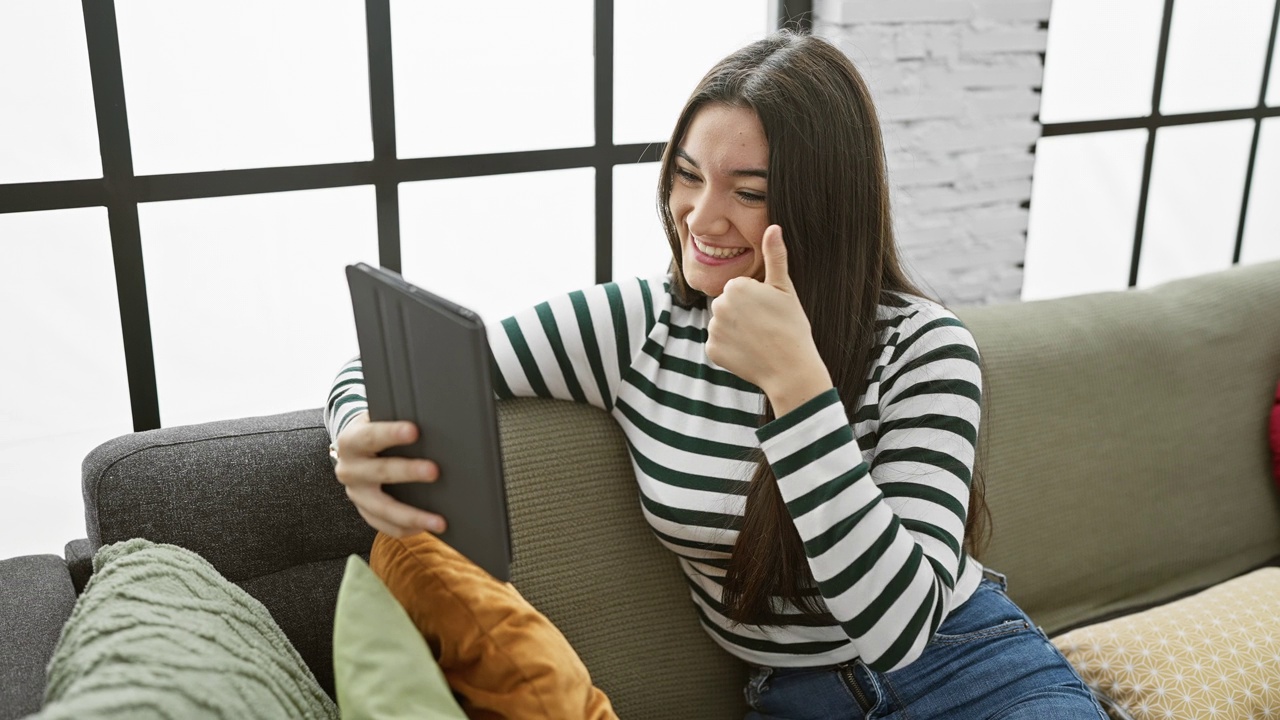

{"left": 1024, "top": 0, "right": 1279, "bottom": 300}
{"left": 0, "top": 1, "right": 799, "bottom": 558}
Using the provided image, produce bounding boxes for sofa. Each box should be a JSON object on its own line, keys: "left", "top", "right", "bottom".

{"left": 3, "top": 259, "right": 1278, "bottom": 719}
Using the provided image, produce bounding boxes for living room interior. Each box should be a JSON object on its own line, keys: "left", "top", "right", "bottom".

{"left": 2, "top": 0, "right": 1279, "bottom": 718}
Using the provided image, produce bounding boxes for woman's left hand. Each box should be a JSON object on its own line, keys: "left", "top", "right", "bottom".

{"left": 706, "top": 225, "right": 835, "bottom": 417}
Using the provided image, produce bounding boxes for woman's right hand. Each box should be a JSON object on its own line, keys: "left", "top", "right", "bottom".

{"left": 332, "top": 411, "right": 447, "bottom": 537}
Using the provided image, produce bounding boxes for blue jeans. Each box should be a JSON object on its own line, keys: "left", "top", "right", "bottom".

{"left": 743, "top": 571, "right": 1107, "bottom": 719}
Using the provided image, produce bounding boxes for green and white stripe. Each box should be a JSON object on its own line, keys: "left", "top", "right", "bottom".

{"left": 325, "top": 275, "right": 985, "bottom": 672}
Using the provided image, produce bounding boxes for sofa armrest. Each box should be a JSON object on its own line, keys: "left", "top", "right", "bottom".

{"left": 0, "top": 554, "right": 77, "bottom": 720}
{"left": 80, "top": 408, "right": 374, "bottom": 584}
{"left": 63, "top": 538, "right": 93, "bottom": 595}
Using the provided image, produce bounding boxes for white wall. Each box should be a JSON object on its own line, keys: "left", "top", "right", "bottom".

{"left": 814, "top": 0, "right": 1050, "bottom": 305}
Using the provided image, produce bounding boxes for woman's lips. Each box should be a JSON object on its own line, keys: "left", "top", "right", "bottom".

{"left": 691, "top": 237, "right": 750, "bottom": 265}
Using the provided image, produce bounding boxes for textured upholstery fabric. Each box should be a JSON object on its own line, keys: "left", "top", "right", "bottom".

{"left": 956, "top": 259, "right": 1280, "bottom": 635}
{"left": 496, "top": 398, "right": 749, "bottom": 719}
{"left": 79, "top": 408, "right": 374, "bottom": 696}
{"left": 34, "top": 539, "right": 336, "bottom": 720}
{"left": 62, "top": 539, "right": 92, "bottom": 596}
{"left": 0, "top": 555, "right": 76, "bottom": 720}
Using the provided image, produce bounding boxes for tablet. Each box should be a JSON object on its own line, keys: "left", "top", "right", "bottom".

{"left": 345, "top": 262, "right": 511, "bottom": 581}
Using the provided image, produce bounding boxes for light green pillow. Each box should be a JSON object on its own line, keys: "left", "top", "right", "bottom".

{"left": 35, "top": 539, "right": 337, "bottom": 719}
{"left": 332, "top": 555, "right": 467, "bottom": 720}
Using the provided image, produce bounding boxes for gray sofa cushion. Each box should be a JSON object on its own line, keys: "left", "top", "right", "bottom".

{"left": 80, "top": 408, "right": 373, "bottom": 696}
{"left": 0, "top": 554, "right": 77, "bottom": 720}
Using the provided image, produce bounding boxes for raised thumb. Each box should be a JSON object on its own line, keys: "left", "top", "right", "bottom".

{"left": 762, "top": 225, "right": 791, "bottom": 290}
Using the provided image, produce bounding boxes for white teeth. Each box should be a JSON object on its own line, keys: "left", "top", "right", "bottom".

{"left": 693, "top": 238, "right": 747, "bottom": 259}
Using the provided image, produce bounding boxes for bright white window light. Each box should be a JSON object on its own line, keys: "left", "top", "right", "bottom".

{"left": 116, "top": 0, "right": 373, "bottom": 175}
{"left": 0, "top": 207, "right": 131, "bottom": 559}
{"left": 1038, "top": 0, "right": 1164, "bottom": 124}
{"left": 614, "top": 0, "right": 770, "bottom": 145}
{"left": 138, "top": 187, "right": 379, "bottom": 427}
{"left": 1023, "top": 130, "right": 1149, "bottom": 301}
{"left": 613, "top": 162, "right": 672, "bottom": 282}
{"left": 1160, "top": 0, "right": 1274, "bottom": 115}
{"left": 1241, "top": 118, "right": 1280, "bottom": 265}
{"left": 391, "top": 0, "right": 593, "bottom": 158}
{"left": 1138, "top": 120, "right": 1255, "bottom": 288}
{"left": 399, "top": 169, "right": 595, "bottom": 325}
{"left": 1270, "top": 28, "right": 1280, "bottom": 107}
{"left": 0, "top": 0, "right": 102, "bottom": 183}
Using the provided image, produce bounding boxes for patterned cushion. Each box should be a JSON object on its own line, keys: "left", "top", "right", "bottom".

{"left": 1052, "top": 568, "right": 1280, "bottom": 720}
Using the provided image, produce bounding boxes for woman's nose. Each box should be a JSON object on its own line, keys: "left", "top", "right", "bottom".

{"left": 685, "top": 193, "right": 731, "bottom": 237}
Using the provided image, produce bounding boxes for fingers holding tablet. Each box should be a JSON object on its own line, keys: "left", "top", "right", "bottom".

{"left": 334, "top": 412, "right": 448, "bottom": 536}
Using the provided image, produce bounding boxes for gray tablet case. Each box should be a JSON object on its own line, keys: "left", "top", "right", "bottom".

{"left": 345, "top": 262, "right": 511, "bottom": 581}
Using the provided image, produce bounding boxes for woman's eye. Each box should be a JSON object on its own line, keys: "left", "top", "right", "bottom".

{"left": 674, "top": 167, "right": 700, "bottom": 184}
{"left": 738, "top": 191, "right": 766, "bottom": 204}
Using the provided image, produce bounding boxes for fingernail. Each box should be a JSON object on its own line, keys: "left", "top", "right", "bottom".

{"left": 426, "top": 518, "right": 444, "bottom": 533}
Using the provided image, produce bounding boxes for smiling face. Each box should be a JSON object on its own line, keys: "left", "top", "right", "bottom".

{"left": 668, "top": 104, "right": 771, "bottom": 298}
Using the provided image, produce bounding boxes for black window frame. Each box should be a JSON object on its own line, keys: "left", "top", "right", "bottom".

{"left": 0, "top": 0, "right": 809, "bottom": 432}
{"left": 1037, "top": 0, "right": 1280, "bottom": 289}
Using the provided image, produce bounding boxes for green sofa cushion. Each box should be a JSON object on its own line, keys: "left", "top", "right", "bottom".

{"left": 957, "top": 260, "right": 1280, "bottom": 634}
{"left": 32, "top": 539, "right": 337, "bottom": 720}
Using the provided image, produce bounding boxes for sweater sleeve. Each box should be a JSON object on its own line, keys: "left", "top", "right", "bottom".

{"left": 323, "top": 277, "right": 661, "bottom": 441}
{"left": 754, "top": 308, "right": 982, "bottom": 673}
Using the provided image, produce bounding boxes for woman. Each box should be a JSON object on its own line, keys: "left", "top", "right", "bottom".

{"left": 328, "top": 31, "right": 1107, "bottom": 719}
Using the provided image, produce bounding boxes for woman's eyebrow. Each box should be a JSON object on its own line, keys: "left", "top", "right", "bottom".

{"left": 675, "top": 148, "right": 768, "bottom": 179}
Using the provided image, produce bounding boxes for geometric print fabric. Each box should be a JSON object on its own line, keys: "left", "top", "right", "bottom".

{"left": 1052, "top": 568, "right": 1280, "bottom": 720}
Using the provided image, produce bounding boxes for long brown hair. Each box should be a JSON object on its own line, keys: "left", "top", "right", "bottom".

{"left": 656, "top": 31, "right": 990, "bottom": 624}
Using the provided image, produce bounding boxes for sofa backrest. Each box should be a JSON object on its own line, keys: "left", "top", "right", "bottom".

{"left": 495, "top": 398, "right": 748, "bottom": 719}
{"left": 82, "top": 403, "right": 747, "bottom": 719}
{"left": 955, "top": 260, "right": 1280, "bottom": 634}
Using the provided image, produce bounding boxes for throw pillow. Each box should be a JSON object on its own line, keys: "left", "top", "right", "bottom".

{"left": 332, "top": 554, "right": 467, "bottom": 719}
{"left": 1270, "top": 379, "right": 1279, "bottom": 488}
{"left": 369, "top": 531, "right": 617, "bottom": 720}
{"left": 1052, "top": 567, "right": 1280, "bottom": 720}
{"left": 34, "top": 538, "right": 336, "bottom": 719}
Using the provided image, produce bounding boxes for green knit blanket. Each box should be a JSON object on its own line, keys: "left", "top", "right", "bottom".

{"left": 32, "top": 539, "right": 337, "bottom": 719}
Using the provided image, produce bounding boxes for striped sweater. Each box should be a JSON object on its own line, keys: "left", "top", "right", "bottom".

{"left": 325, "top": 276, "right": 985, "bottom": 672}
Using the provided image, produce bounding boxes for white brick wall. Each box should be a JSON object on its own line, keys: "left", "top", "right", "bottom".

{"left": 815, "top": 0, "right": 1050, "bottom": 305}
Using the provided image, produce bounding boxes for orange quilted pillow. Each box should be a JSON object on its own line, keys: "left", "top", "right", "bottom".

{"left": 369, "top": 532, "right": 616, "bottom": 720}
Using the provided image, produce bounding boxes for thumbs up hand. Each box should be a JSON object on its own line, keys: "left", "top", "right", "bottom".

{"left": 706, "top": 225, "right": 834, "bottom": 417}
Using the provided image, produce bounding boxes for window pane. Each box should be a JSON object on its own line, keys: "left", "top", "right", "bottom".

{"left": 1039, "top": 0, "right": 1164, "bottom": 124}
{"left": 1270, "top": 25, "right": 1280, "bottom": 107}
{"left": 1138, "top": 120, "right": 1255, "bottom": 287}
{"left": 117, "top": 0, "right": 372, "bottom": 175}
{"left": 1160, "top": 0, "right": 1274, "bottom": 115}
{"left": 400, "top": 169, "right": 595, "bottom": 324}
{"left": 138, "top": 187, "right": 379, "bottom": 427}
{"left": 392, "top": 0, "right": 592, "bottom": 158}
{"left": 1023, "top": 130, "right": 1149, "bottom": 300}
{"left": 0, "top": 208, "right": 131, "bottom": 558}
{"left": 0, "top": 0, "right": 101, "bottom": 183}
{"left": 613, "top": 163, "right": 671, "bottom": 281}
{"left": 1242, "top": 118, "right": 1280, "bottom": 264}
{"left": 614, "top": 0, "right": 770, "bottom": 145}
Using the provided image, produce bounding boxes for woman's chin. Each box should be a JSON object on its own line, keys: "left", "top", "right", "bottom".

{"left": 682, "top": 267, "right": 727, "bottom": 298}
